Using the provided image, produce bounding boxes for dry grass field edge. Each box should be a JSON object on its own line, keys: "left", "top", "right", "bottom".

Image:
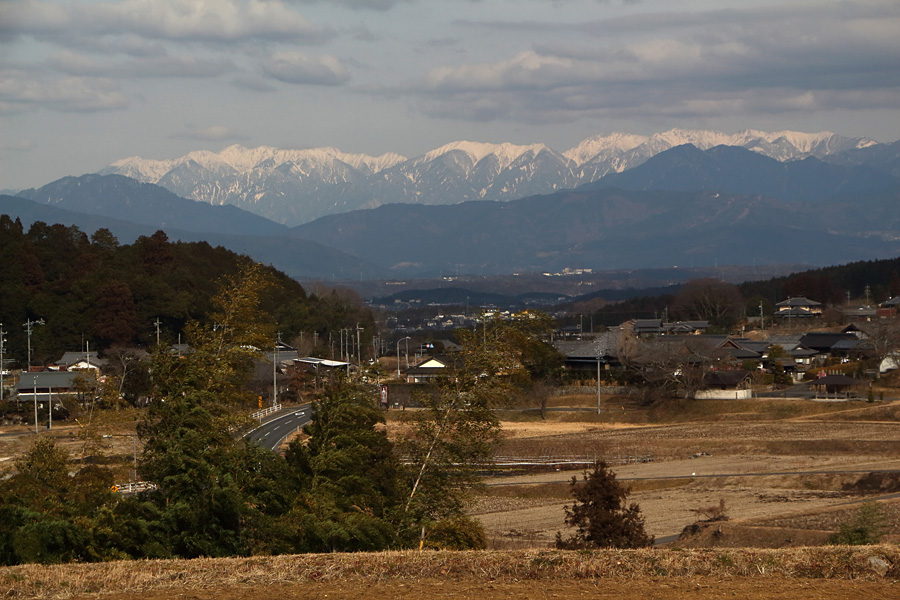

{"left": 3, "top": 546, "right": 899, "bottom": 598}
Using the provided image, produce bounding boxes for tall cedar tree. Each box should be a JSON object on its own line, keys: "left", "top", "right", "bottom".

{"left": 284, "top": 382, "right": 402, "bottom": 552}
{"left": 0, "top": 437, "right": 118, "bottom": 564}
{"left": 556, "top": 461, "right": 654, "bottom": 549}
{"left": 134, "top": 262, "right": 286, "bottom": 558}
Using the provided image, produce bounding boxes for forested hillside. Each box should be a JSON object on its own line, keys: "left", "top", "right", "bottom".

{"left": 577, "top": 255, "right": 900, "bottom": 328}
{"left": 0, "top": 215, "right": 371, "bottom": 366}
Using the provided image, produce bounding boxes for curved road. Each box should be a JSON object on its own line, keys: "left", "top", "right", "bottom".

{"left": 244, "top": 404, "right": 311, "bottom": 452}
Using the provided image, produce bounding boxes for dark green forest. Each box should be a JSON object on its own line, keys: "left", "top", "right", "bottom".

{"left": 0, "top": 216, "right": 373, "bottom": 366}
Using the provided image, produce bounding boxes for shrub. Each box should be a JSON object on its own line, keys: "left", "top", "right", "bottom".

{"left": 828, "top": 501, "right": 886, "bottom": 545}
{"left": 555, "top": 461, "right": 654, "bottom": 549}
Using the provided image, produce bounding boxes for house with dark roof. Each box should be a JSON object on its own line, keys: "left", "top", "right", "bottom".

{"left": 842, "top": 305, "right": 879, "bottom": 321}
{"left": 807, "top": 373, "right": 864, "bottom": 399}
{"left": 878, "top": 296, "right": 900, "bottom": 317}
{"left": 15, "top": 371, "right": 92, "bottom": 409}
{"left": 799, "top": 332, "right": 860, "bottom": 355}
{"left": 632, "top": 319, "right": 663, "bottom": 337}
{"left": 553, "top": 331, "right": 621, "bottom": 373}
{"left": 53, "top": 351, "right": 104, "bottom": 371}
{"left": 881, "top": 296, "right": 900, "bottom": 309}
{"left": 662, "top": 321, "right": 709, "bottom": 335}
{"left": 695, "top": 369, "right": 753, "bottom": 399}
{"left": 774, "top": 297, "right": 822, "bottom": 319}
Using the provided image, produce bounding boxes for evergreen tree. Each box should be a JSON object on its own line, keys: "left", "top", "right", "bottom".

{"left": 133, "top": 262, "right": 284, "bottom": 558}
{"left": 285, "top": 382, "right": 401, "bottom": 552}
{"left": 556, "top": 461, "right": 654, "bottom": 549}
{"left": 0, "top": 437, "right": 118, "bottom": 564}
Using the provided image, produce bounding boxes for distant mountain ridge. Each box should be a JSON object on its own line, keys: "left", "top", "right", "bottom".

{"left": 583, "top": 144, "right": 900, "bottom": 202}
{"left": 290, "top": 185, "right": 900, "bottom": 276}
{"left": 5, "top": 156, "right": 900, "bottom": 280}
{"left": 16, "top": 174, "right": 288, "bottom": 236}
{"left": 1, "top": 183, "right": 385, "bottom": 281}
{"left": 99, "top": 129, "right": 884, "bottom": 225}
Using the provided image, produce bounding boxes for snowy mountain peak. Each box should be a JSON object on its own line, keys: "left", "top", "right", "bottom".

{"left": 108, "top": 145, "right": 406, "bottom": 179}
{"left": 563, "top": 132, "right": 648, "bottom": 164}
{"left": 99, "top": 128, "right": 892, "bottom": 226}
{"left": 424, "top": 140, "right": 550, "bottom": 169}
{"left": 562, "top": 128, "right": 879, "bottom": 166}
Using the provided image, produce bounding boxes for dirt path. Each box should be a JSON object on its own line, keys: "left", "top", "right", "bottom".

{"left": 79, "top": 578, "right": 899, "bottom": 600}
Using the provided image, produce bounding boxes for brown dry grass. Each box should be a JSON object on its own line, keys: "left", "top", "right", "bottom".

{"left": 2, "top": 546, "right": 899, "bottom": 598}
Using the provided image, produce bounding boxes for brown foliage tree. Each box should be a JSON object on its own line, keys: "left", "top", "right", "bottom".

{"left": 672, "top": 278, "right": 743, "bottom": 331}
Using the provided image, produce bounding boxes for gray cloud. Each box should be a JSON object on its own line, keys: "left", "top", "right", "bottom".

{"left": 1, "top": 0, "right": 332, "bottom": 45}
{"left": 406, "top": 3, "right": 900, "bottom": 125}
{"left": 171, "top": 125, "right": 248, "bottom": 142}
{"left": 231, "top": 74, "right": 279, "bottom": 93}
{"left": 0, "top": 70, "right": 129, "bottom": 113}
{"left": 261, "top": 52, "right": 350, "bottom": 85}
{"left": 284, "top": 0, "right": 411, "bottom": 11}
{"left": 48, "top": 51, "right": 236, "bottom": 78}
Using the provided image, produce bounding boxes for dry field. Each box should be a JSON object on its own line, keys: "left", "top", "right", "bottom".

{"left": 473, "top": 395, "right": 900, "bottom": 550}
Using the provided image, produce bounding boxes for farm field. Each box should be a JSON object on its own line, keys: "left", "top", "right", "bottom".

{"left": 473, "top": 395, "right": 900, "bottom": 549}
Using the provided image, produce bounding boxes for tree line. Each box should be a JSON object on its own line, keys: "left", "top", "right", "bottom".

{"left": 578, "top": 255, "right": 900, "bottom": 332}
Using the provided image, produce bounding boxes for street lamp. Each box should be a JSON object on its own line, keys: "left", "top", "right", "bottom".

{"left": 272, "top": 335, "right": 279, "bottom": 408}
{"left": 397, "top": 336, "right": 411, "bottom": 379}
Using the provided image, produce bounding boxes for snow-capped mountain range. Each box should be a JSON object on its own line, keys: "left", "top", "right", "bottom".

{"left": 100, "top": 129, "right": 879, "bottom": 226}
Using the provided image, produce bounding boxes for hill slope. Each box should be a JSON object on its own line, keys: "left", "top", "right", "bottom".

{"left": 291, "top": 187, "right": 900, "bottom": 276}
{"left": 0, "top": 194, "right": 385, "bottom": 281}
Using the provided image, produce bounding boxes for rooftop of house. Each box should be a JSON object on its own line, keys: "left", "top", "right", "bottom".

{"left": 775, "top": 297, "right": 822, "bottom": 308}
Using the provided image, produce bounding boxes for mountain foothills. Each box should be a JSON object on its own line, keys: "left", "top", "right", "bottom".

{"left": 16, "top": 174, "right": 287, "bottom": 237}
{"left": 99, "top": 129, "right": 888, "bottom": 226}
{"left": 0, "top": 216, "right": 374, "bottom": 364}
{"left": 289, "top": 186, "right": 900, "bottom": 276}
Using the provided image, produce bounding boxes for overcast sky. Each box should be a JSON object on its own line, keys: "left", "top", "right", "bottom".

{"left": 2, "top": 0, "right": 899, "bottom": 190}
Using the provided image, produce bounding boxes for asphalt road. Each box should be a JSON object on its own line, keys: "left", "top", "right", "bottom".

{"left": 244, "top": 404, "right": 311, "bottom": 452}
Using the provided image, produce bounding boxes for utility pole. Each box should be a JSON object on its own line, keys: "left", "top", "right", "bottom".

{"left": 760, "top": 301, "right": 765, "bottom": 330}
{"left": 356, "top": 323, "right": 363, "bottom": 379}
{"left": 153, "top": 318, "right": 162, "bottom": 347}
{"left": 24, "top": 318, "right": 45, "bottom": 370}
{"left": 0, "top": 323, "right": 6, "bottom": 402}
{"left": 33, "top": 374, "right": 39, "bottom": 434}
{"left": 597, "top": 339, "right": 602, "bottom": 415}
